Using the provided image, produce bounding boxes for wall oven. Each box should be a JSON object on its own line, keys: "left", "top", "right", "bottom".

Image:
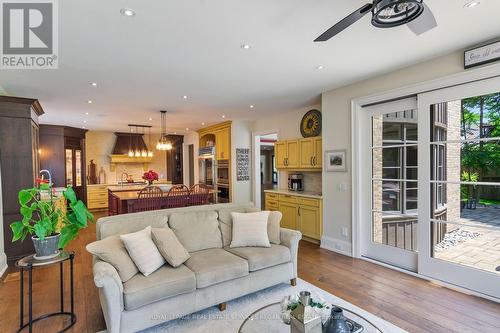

{"left": 217, "top": 159, "right": 230, "bottom": 203}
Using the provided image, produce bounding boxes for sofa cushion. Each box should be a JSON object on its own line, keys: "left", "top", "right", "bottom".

{"left": 86, "top": 235, "right": 138, "bottom": 282}
{"left": 230, "top": 211, "right": 271, "bottom": 248}
{"left": 123, "top": 264, "right": 196, "bottom": 310}
{"left": 184, "top": 248, "right": 249, "bottom": 288}
{"left": 168, "top": 211, "right": 222, "bottom": 252}
{"left": 120, "top": 226, "right": 165, "bottom": 276}
{"left": 218, "top": 207, "right": 281, "bottom": 246}
{"left": 226, "top": 245, "right": 291, "bottom": 272}
{"left": 151, "top": 227, "right": 190, "bottom": 267}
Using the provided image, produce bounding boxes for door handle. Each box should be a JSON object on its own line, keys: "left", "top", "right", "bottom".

{"left": 313, "top": 156, "right": 316, "bottom": 166}
{"left": 298, "top": 207, "right": 301, "bottom": 216}
{"left": 310, "top": 157, "right": 313, "bottom": 166}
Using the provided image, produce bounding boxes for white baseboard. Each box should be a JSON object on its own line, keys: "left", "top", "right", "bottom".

{"left": 320, "top": 236, "right": 352, "bottom": 257}
{"left": 0, "top": 252, "right": 7, "bottom": 278}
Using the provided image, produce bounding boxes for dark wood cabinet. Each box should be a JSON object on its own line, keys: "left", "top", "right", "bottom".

{"left": 166, "top": 135, "right": 184, "bottom": 184}
{"left": 0, "top": 96, "right": 44, "bottom": 263}
{"left": 39, "top": 125, "right": 87, "bottom": 203}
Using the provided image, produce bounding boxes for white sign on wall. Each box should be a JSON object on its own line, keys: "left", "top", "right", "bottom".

{"left": 464, "top": 40, "right": 500, "bottom": 69}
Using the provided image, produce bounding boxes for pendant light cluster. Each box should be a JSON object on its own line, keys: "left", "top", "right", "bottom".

{"left": 156, "top": 110, "right": 173, "bottom": 150}
{"left": 127, "top": 125, "right": 154, "bottom": 158}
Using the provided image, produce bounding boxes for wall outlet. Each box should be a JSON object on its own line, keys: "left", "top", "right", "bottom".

{"left": 341, "top": 227, "right": 349, "bottom": 238}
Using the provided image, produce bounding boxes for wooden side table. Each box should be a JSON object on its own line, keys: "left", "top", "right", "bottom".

{"left": 16, "top": 250, "right": 76, "bottom": 333}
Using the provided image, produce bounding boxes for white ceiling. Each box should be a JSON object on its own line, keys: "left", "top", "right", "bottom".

{"left": 1, "top": 0, "right": 500, "bottom": 133}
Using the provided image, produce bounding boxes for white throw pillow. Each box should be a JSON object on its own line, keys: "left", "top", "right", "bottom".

{"left": 230, "top": 211, "right": 271, "bottom": 248}
{"left": 151, "top": 227, "right": 190, "bottom": 267}
{"left": 120, "top": 226, "right": 165, "bottom": 276}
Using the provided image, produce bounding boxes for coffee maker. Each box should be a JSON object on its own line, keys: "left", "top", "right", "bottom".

{"left": 288, "top": 174, "right": 304, "bottom": 191}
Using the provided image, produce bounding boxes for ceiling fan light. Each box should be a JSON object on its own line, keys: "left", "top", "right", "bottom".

{"left": 372, "top": 0, "right": 424, "bottom": 28}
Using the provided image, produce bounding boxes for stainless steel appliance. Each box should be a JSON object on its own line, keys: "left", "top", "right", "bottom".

{"left": 217, "top": 159, "right": 230, "bottom": 203}
{"left": 199, "top": 146, "right": 218, "bottom": 202}
{"left": 288, "top": 174, "right": 304, "bottom": 191}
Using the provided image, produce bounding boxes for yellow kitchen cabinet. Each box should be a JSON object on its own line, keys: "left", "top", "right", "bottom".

{"left": 275, "top": 141, "right": 287, "bottom": 168}
{"left": 215, "top": 127, "right": 230, "bottom": 160}
{"left": 264, "top": 192, "right": 279, "bottom": 211}
{"left": 286, "top": 140, "right": 300, "bottom": 168}
{"left": 279, "top": 201, "right": 299, "bottom": 230}
{"left": 267, "top": 191, "right": 322, "bottom": 243}
{"left": 298, "top": 200, "right": 322, "bottom": 240}
{"left": 87, "top": 185, "right": 109, "bottom": 210}
{"left": 276, "top": 136, "right": 321, "bottom": 170}
{"left": 313, "top": 137, "right": 322, "bottom": 169}
{"left": 299, "top": 138, "right": 315, "bottom": 168}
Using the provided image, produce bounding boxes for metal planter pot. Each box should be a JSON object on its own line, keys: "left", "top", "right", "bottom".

{"left": 32, "top": 234, "right": 60, "bottom": 260}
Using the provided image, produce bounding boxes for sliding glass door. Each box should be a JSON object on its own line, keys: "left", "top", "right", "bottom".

{"left": 360, "top": 97, "right": 419, "bottom": 271}
{"left": 418, "top": 76, "right": 500, "bottom": 298}
{"left": 359, "top": 77, "right": 500, "bottom": 298}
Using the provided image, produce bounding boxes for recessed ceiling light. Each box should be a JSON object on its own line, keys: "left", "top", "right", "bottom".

{"left": 250, "top": 105, "right": 254, "bottom": 109}
{"left": 85, "top": 112, "right": 89, "bottom": 115}
{"left": 185, "top": 128, "right": 189, "bottom": 131}
{"left": 82, "top": 126, "right": 86, "bottom": 129}
{"left": 464, "top": 1, "right": 480, "bottom": 8}
{"left": 183, "top": 95, "right": 188, "bottom": 100}
{"left": 201, "top": 122, "right": 205, "bottom": 126}
{"left": 148, "top": 117, "right": 153, "bottom": 121}
{"left": 83, "top": 120, "right": 87, "bottom": 123}
{"left": 120, "top": 8, "right": 136, "bottom": 17}
{"left": 222, "top": 115, "right": 226, "bottom": 119}
{"left": 90, "top": 82, "right": 97, "bottom": 87}
{"left": 241, "top": 44, "right": 251, "bottom": 49}
{"left": 174, "top": 132, "right": 177, "bottom": 135}
{"left": 316, "top": 65, "right": 325, "bottom": 70}
{"left": 87, "top": 100, "right": 93, "bottom": 104}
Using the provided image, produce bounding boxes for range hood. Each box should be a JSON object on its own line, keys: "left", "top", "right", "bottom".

{"left": 109, "top": 132, "right": 153, "bottom": 170}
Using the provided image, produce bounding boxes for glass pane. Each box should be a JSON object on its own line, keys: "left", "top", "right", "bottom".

{"left": 432, "top": 222, "right": 500, "bottom": 274}
{"left": 382, "top": 181, "right": 400, "bottom": 211}
{"left": 382, "top": 168, "right": 400, "bottom": 179}
{"left": 372, "top": 211, "right": 418, "bottom": 251}
{"left": 65, "top": 149, "right": 73, "bottom": 186}
{"left": 75, "top": 150, "right": 82, "bottom": 186}
{"left": 406, "top": 167, "right": 418, "bottom": 180}
{"left": 406, "top": 124, "right": 418, "bottom": 141}
{"left": 382, "top": 147, "right": 400, "bottom": 167}
{"left": 383, "top": 123, "right": 401, "bottom": 140}
{"left": 406, "top": 146, "right": 418, "bottom": 166}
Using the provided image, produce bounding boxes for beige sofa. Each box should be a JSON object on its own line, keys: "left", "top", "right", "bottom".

{"left": 91, "top": 203, "right": 302, "bottom": 333}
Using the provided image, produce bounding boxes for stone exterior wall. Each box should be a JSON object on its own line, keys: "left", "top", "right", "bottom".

{"left": 445, "top": 100, "right": 462, "bottom": 229}
{"left": 372, "top": 116, "right": 383, "bottom": 243}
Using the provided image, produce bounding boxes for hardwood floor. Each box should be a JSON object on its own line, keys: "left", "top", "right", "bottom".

{"left": 1, "top": 212, "right": 499, "bottom": 333}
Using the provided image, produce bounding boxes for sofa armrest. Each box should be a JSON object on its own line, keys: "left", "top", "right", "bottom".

{"left": 280, "top": 228, "right": 302, "bottom": 278}
{"left": 93, "top": 260, "right": 124, "bottom": 333}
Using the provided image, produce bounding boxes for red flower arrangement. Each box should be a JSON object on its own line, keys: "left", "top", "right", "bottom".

{"left": 142, "top": 170, "right": 159, "bottom": 185}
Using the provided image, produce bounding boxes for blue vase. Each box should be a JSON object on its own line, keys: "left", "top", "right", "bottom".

{"left": 323, "top": 307, "right": 350, "bottom": 333}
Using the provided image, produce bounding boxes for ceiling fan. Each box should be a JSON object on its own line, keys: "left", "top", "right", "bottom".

{"left": 314, "top": 0, "right": 437, "bottom": 42}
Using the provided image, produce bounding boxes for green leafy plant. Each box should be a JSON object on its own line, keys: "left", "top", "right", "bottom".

{"left": 286, "top": 297, "right": 330, "bottom": 311}
{"left": 10, "top": 186, "right": 94, "bottom": 248}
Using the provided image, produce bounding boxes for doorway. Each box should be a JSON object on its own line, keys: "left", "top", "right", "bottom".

{"left": 252, "top": 132, "right": 279, "bottom": 209}
{"left": 355, "top": 76, "right": 500, "bottom": 299}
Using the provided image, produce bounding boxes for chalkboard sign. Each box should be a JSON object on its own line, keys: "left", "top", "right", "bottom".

{"left": 236, "top": 148, "right": 250, "bottom": 181}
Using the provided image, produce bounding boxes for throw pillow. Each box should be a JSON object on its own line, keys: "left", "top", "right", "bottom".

{"left": 120, "top": 226, "right": 165, "bottom": 276}
{"left": 151, "top": 228, "right": 190, "bottom": 267}
{"left": 230, "top": 211, "right": 271, "bottom": 248}
{"left": 86, "top": 235, "right": 138, "bottom": 282}
{"left": 267, "top": 211, "right": 282, "bottom": 245}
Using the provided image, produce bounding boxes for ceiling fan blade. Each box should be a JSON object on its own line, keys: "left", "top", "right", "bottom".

{"left": 407, "top": 3, "right": 437, "bottom": 35}
{"left": 314, "top": 3, "right": 373, "bottom": 42}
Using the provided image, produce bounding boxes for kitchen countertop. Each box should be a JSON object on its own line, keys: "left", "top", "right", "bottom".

{"left": 264, "top": 189, "right": 322, "bottom": 199}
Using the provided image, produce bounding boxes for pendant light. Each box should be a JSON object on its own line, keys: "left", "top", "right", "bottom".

{"left": 156, "top": 110, "right": 173, "bottom": 150}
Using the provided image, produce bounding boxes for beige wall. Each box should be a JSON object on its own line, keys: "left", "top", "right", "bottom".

{"left": 321, "top": 50, "right": 467, "bottom": 251}
{"left": 232, "top": 120, "right": 253, "bottom": 204}
{"left": 85, "top": 131, "right": 167, "bottom": 184}
{"left": 183, "top": 131, "right": 199, "bottom": 186}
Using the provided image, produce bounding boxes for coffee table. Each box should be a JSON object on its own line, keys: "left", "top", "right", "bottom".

{"left": 239, "top": 301, "right": 383, "bottom": 333}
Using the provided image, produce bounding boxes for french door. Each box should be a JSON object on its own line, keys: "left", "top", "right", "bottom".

{"left": 418, "top": 76, "right": 500, "bottom": 298}
{"left": 360, "top": 97, "right": 419, "bottom": 272}
{"left": 359, "top": 77, "right": 500, "bottom": 299}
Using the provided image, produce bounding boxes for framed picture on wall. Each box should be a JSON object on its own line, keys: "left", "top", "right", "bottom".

{"left": 325, "top": 150, "right": 347, "bottom": 172}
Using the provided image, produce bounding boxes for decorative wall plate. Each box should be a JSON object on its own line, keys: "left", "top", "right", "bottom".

{"left": 300, "top": 109, "right": 322, "bottom": 138}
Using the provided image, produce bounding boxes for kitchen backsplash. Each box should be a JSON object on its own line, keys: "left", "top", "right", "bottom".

{"left": 279, "top": 170, "right": 322, "bottom": 193}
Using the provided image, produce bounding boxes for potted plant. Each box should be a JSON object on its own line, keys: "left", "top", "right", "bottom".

{"left": 142, "top": 169, "right": 159, "bottom": 186}
{"left": 10, "top": 186, "right": 94, "bottom": 260}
